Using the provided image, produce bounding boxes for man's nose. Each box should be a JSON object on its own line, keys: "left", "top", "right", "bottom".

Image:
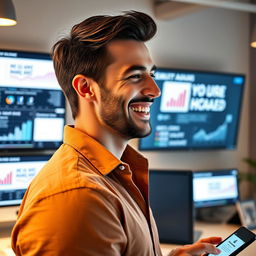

{"left": 142, "top": 76, "right": 161, "bottom": 99}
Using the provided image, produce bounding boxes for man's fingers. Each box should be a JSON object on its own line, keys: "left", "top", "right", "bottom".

{"left": 198, "top": 236, "right": 222, "bottom": 244}
{"left": 187, "top": 243, "right": 220, "bottom": 255}
{"left": 169, "top": 237, "right": 222, "bottom": 256}
{"left": 182, "top": 242, "right": 221, "bottom": 255}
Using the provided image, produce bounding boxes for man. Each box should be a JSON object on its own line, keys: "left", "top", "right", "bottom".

{"left": 11, "top": 11, "right": 221, "bottom": 255}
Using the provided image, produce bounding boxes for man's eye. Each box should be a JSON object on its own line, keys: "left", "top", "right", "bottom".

{"left": 126, "top": 74, "right": 142, "bottom": 81}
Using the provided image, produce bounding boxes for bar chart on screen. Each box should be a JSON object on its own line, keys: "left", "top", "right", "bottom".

{"left": 0, "top": 120, "right": 33, "bottom": 142}
{"left": 0, "top": 173, "right": 12, "bottom": 185}
{"left": 160, "top": 81, "right": 191, "bottom": 113}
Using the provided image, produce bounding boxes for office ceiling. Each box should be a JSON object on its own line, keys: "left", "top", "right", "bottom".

{"left": 154, "top": 0, "right": 256, "bottom": 20}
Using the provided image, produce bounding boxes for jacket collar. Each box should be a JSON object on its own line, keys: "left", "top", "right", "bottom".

{"left": 63, "top": 125, "right": 148, "bottom": 176}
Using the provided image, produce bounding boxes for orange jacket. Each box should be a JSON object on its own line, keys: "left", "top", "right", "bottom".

{"left": 12, "top": 125, "right": 162, "bottom": 256}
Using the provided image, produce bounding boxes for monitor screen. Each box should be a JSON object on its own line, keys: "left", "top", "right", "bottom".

{"left": 149, "top": 170, "right": 194, "bottom": 244}
{"left": 139, "top": 68, "right": 245, "bottom": 151}
{"left": 0, "top": 49, "right": 65, "bottom": 150}
{"left": 193, "top": 169, "right": 239, "bottom": 208}
{"left": 0, "top": 154, "right": 51, "bottom": 206}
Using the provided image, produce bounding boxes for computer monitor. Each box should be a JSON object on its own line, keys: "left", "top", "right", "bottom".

{"left": 0, "top": 49, "right": 66, "bottom": 151}
{"left": 0, "top": 154, "right": 51, "bottom": 207}
{"left": 139, "top": 68, "right": 245, "bottom": 151}
{"left": 193, "top": 169, "right": 239, "bottom": 208}
{"left": 149, "top": 170, "right": 194, "bottom": 244}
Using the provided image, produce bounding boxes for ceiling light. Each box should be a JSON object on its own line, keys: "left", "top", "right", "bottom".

{"left": 0, "top": 0, "right": 17, "bottom": 26}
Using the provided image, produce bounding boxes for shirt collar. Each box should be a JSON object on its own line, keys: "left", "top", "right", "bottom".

{"left": 63, "top": 125, "right": 148, "bottom": 176}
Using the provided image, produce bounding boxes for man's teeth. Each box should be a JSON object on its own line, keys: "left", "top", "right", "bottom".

{"left": 131, "top": 106, "right": 150, "bottom": 113}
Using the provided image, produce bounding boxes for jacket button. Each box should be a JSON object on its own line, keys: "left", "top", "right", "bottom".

{"left": 119, "top": 165, "right": 125, "bottom": 171}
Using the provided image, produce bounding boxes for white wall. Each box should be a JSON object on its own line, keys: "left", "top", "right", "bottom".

{"left": 0, "top": 0, "right": 250, "bottom": 196}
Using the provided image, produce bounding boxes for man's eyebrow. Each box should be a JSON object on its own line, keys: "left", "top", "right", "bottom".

{"left": 123, "top": 65, "right": 157, "bottom": 76}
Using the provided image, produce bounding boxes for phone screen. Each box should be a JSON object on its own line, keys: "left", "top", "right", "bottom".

{"left": 208, "top": 234, "right": 245, "bottom": 256}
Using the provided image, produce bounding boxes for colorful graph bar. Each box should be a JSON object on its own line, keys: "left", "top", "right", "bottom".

{"left": 0, "top": 172, "right": 12, "bottom": 185}
{"left": 166, "top": 90, "right": 186, "bottom": 108}
{"left": 0, "top": 120, "right": 32, "bottom": 141}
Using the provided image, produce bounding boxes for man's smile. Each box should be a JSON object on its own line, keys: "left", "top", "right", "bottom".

{"left": 129, "top": 102, "right": 152, "bottom": 120}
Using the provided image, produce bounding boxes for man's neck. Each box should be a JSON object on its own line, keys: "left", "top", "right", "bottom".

{"left": 74, "top": 122, "right": 128, "bottom": 160}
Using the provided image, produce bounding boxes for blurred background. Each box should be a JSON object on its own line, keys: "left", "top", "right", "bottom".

{"left": 0, "top": 0, "right": 255, "bottom": 205}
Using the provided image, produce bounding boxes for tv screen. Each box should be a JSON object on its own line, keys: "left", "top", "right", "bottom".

{"left": 139, "top": 68, "right": 245, "bottom": 150}
{"left": 193, "top": 169, "right": 239, "bottom": 208}
{"left": 149, "top": 170, "right": 194, "bottom": 244}
{"left": 0, "top": 49, "right": 65, "bottom": 150}
{"left": 0, "top": 154, "right": 51, "bottom": 206}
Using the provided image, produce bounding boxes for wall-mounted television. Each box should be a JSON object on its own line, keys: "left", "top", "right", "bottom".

{"left": 193, "top": 169, "right": 239, "bottom": 208}
{"left": 0, "top": 49, "right": 65, "bottom": 151}
{"left": 139, "top": 68, "right": 245, "bottom": 151}
{"left": 0, "top": 154, "right": 51, "bottom": 207}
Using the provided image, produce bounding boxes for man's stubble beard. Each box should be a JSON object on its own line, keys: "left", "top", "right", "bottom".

{"left": 99, "top": 86, "right": 152, "bottom": 140}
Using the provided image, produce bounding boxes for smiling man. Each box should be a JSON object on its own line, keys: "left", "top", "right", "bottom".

{"left": 11, "top": 11, "right": 221, "bottom": 256}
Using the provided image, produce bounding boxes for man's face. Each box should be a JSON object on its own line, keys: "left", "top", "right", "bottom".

{"left": 96, "top": 40, "right": 161, "bottom": 140}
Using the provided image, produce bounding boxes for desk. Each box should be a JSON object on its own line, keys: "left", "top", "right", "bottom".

{"left": 0, "top": 222, "right": 255, "bottom": 256}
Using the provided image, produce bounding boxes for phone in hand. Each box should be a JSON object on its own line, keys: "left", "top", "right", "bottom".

{"left": 206, "top": 226, "right": 255, "bottom": 256}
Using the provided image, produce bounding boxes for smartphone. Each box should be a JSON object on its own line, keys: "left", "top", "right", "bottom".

{"left": 206, "top": 226, "right": 255, "bottom": 256}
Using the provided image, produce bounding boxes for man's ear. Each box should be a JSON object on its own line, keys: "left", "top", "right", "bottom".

{"left": 72, "top": 74, "right": 95, "bottom": 100}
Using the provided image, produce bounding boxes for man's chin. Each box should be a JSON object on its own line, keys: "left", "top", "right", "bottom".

{"left": 118, "top": 119, "right": 152, "bottom": 139}
{"left": 138, "top": 130, "right": 151, "bottom": 139}
{"left": 132, "top": 126, "right": 152, "bottom": 139}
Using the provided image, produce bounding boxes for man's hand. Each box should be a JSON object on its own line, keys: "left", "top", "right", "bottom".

{"left": 168, "top": 237, "right": 222, "bottom": 256}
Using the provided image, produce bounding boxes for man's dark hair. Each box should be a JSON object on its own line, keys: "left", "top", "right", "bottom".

{"left": 52, "top": 11, "right": 157, "bottom": 119}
